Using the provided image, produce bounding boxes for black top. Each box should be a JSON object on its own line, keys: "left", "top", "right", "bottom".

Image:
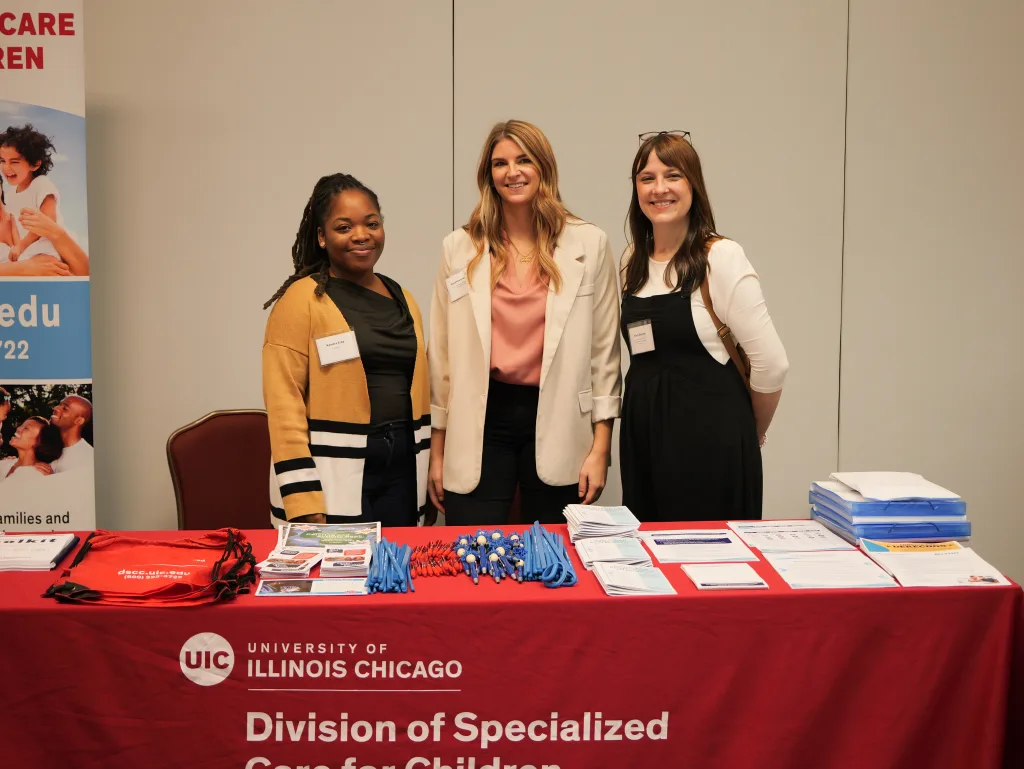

{"left": 325, "top": 275, "right": 417, "bottom": 426}
{"left": 618, "top": 291, "right": 761, "bottom": 522}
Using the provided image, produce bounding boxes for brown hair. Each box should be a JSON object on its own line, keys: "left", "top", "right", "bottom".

{"left": 621, "top": 133, "right": 722, "bottom": 297}
{"left": 464, "top": 120, "right": 574, "bottom": 292}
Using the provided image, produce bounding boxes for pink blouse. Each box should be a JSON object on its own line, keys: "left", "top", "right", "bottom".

{"left": 490, "top": 263, "right": 548, "bottom": 386}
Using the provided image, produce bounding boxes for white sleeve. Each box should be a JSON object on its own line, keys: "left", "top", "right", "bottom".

{"left": 30, "top": 176, "right": 59, "bottom": 208}
{"left": 427, "top": 237, "right": 453, "bottom": 429}
{"left": 709, "top": 241, "right": 789, "bottom": 393}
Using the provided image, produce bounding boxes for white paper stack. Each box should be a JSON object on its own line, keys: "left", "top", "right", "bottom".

{"left": 727, "top": 520, "right": 854, "bottom": 552}
{"left": 256, "top": 548, "right": 322, "bottom": 577}
{"left": 562, "top": 505, "right": 640, "bottom": 542}
{"left": 762, "top": 550, "right": 898, "bottom": 589}
{"left": 574, "top": 536, "right": 652, "bottom": 570}
{"left": 256, "top": 578, "right": 368, "bottom": 597}
{"left": 592, "top": 562, "right": 676, "bottom": 596}
{"left": 319, "top": 544, "right": 372, "bottom": 578}
{"left": 860, "top": 539, "right": 1010, "bottom": 587}
{"left": 681, "top": 563, "right": 769, "bottom": 590}
{"left": 0, "top": 533, "right": 79, "bottom": 570}
{"left": 640, "top": 529, "right": 758, "bottom": 563}
{"left": 831, "top": 472, "right": 961, "bottom": 501}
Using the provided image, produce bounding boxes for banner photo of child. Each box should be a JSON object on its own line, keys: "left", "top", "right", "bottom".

{"left": 0, "top": 100, "right": 89, "bottom": 278}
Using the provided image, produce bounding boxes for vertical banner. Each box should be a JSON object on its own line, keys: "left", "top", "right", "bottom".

{"left": 0, "top": 2, "right": 94, "bottom": 530}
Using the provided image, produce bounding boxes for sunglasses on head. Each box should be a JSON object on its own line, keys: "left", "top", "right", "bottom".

{"left": 638, "top": 130, "right": 691, "bottom": 144}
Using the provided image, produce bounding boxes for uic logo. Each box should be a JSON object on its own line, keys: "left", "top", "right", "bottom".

{"left": 180, "top": 632, "right": 234, "bottom": 686}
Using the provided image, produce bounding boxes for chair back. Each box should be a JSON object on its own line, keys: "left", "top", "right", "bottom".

{"left": 167, "top": 409, "right": 272, "bottom": 530}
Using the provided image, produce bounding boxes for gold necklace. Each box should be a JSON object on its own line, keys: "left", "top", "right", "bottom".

{"left": 511, "top": 241, "right": 537, "bottom": 263}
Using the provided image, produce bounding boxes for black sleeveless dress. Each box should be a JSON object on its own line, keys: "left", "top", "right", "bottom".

{"left": 619, "top": 290, "right": 762, "bottom": 522}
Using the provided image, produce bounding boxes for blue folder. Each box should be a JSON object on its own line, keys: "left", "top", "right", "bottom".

{"left": 810, "top": 482, "right": 966, "bottom": 517}
{"left": 811, "top": 504, "right": 971, "bottom": 543}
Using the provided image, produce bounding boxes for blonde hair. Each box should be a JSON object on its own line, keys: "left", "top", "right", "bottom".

{"left": 464, "top": 120, "right": 573, "bottom": 292}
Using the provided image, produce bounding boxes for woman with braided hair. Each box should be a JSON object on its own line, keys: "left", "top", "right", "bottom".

{"left": 262, "top": 173, "right": 431, "bottom": 527}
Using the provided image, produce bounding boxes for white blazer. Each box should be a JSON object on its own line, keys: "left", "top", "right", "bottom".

{"left": 428, "top": 220, "right": 622, "bottom": 493}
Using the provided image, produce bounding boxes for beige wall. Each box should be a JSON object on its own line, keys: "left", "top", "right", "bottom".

{"left": 842, "top": 0, "right": 1024, "bottom": 580}
{"left": 454, "top": 0, "right": 848, "bottom": 518}
{"left": 84, "top": 1, "right": 453, "bottom": 529}
{"left": 80, "top": 1, "right": 1021, "bottom": 580}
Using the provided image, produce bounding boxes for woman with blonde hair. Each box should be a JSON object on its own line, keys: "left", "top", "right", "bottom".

{"left": 428, "top": 120, "right": 621, "bottom": 526}
{"left": 619, "top": 131, "right": 788, "bottom": 521}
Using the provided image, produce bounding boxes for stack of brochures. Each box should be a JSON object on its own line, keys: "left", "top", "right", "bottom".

{"left": 319, "top": 544, "right": 372, "bottom": 578}
{"left": 681, "top": 563, "right": 769, "bottom": 590}
{"left": 574, "top": 536, "right": 652, "bottom": 570}
{"left": 0, "top": 532, "right": 79, "bottom": 570}
{"left": 592, "top": 562, "right": 676, "bottom": 596}
{"left": 860, "top": 539, "right": 1009, "bottom": 587}
{"left": 256, "top": 549, "right": 322, "bottom": 577}
{"left": 809, "top": 472, "right": 971, "bottom": 544}
{"left": 562, "top": 505, "right": 640, "bottom": 543}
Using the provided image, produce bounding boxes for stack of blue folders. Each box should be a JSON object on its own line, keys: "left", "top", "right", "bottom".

{"left": 809, "top": 472, "right": 970, "bottom": 544}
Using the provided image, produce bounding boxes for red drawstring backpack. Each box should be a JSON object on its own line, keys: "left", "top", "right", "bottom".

{"left": 44, "top": 528, "right": 256, "bottom": 606}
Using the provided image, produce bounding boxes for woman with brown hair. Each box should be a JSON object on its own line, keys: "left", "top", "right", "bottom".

{"left": 428, "top": 120, "right": 621, "bottom": 526}
{"left": 620, "top": 131, "right": 788, "bottom": 521}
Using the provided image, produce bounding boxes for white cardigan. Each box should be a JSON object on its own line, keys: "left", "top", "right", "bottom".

{"left": 429, "top": 221, "right": 622, "bottom": 493}
{"left": 630, "top": 239, "right": 789, "bottom": 393}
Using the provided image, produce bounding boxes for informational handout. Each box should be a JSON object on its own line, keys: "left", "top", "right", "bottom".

{"left": 574, "top": 536, "right": 652, "bottom": 570}
{"left": 727, "top": 519, "right": 854, "bottom": 552}
{"left": 860, "top": 540, "right": 1009, "bottom": 587}
{"left": 592, "top": 562, "right": 676, "bottom": 596}
{"left": 640, "top": 529, "right": 758, "bottom": 563}
{"left": 255, "top": 578, "right": 368, "bottom": 596}
{"left": 763, "top": 550, "right": 898, "bottom": 589}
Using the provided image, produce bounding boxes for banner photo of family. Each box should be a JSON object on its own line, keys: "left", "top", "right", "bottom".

{"left": 0, "top": 384, "right": 94, "bottom": 528}
{"left": 0, "top": 1, "right": 94, "bottom": 530}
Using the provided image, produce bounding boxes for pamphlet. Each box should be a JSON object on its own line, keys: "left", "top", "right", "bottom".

{"left": 320, "top": 544, "right": 372, "bottom": 578}
{"left": 277, "top": 522, "right": 381, "bottom": 549}
{"left": 640, "top": 529, "right": 758, "bottom": 563}
{"left": 763, "top": 550, "right": 898, "bottom": 589}
{"left": 574, "top": 536, "right": 652, "bottom": 570}
{"left": 255, "top": 578, "right": 368, "bottom": 596}
{"left": 681, "top": 563, "right": 769, "bottom": 590}
{"left": 256, "top": 549, "right": 322, "bottom": 577}
{"left": 592, "top": 562, "right": 676, "bottom": 596}
{"left": 860, "top": 539, "right": 1010, "bottom": 587}
{"left": 727, "top": 519, "right": 854, "bottom": 552}
{"left": 0, "top": 533, "right": 79, "bottom": 571}
{"left": 562, "top": 505, "right": 640, "bottom": 542}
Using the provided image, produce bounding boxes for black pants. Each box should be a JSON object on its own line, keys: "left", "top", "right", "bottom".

{"left": 444, "top": 379, "right": 579, "bottom": 528}
{"left": 333, "top": 421, "right": 418, "bottom": 528}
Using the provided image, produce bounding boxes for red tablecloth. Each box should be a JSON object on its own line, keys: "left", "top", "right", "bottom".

{"left": 3, "top": 522, "right": 1022, "bottom": 769}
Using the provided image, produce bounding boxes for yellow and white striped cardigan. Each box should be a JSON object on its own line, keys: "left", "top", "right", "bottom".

{"left": 263, "top": 275, "right": 430, "bottom": 521}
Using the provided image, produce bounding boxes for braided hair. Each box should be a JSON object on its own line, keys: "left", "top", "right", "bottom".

{"left": 264, "top": 173, "right": 381, "bottom": 309}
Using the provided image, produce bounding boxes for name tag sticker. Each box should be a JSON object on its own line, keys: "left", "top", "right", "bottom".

{"left": 445, "top": 270, "right": 469, "bottom": 302}
{"left": 627, "top": 319, "right": 655, "bottom": 355}
{"left": 316, "top": 331, "right": 360, "bottom": 366}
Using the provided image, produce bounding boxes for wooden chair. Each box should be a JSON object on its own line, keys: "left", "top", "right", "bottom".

{"left": 166, "top": 409, "right": 272, "bottom": 530}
